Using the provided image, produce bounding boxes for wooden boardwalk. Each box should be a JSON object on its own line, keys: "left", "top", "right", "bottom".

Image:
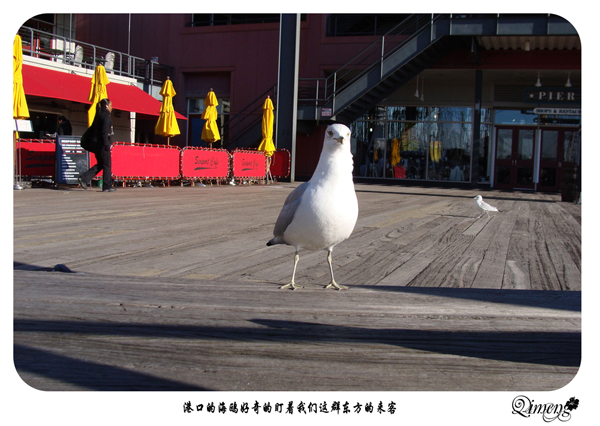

{"left": 13, "top": 183, "right": 581, "bottom": 391}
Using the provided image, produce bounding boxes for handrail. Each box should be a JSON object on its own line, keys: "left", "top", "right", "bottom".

{"left": 299, "top": 14, "right": 443, "bottom": 107}
{"left": 221, "top": 84, "right": 277, "bottom": 148}
{"left": 17, "top": 25, "right": 172, "bottom": 90}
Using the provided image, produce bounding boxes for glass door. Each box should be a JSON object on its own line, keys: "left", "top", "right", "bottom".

{"left": 538, "top": 129, "right": 561, "bottom": 191}
{"left": 494, "top": 126, "right": 536, "bottom": 190}
{"left": 538, "top": 128, "right": 581, "bottom": 192}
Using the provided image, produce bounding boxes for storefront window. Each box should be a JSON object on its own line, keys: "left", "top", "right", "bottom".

{"left": 352, "top": 105, "right": 476, "bottom": 182}
{"left": 518, "top": 130, "right": 535, "bottom": 160}
{"left": 496, "top": 129, "right": 512, "bottom": 160}
{"left": 541, "top": 130, "right": 558, "bottom": 161}
{"left": 430, "top": 107, "right": 473, "bottom": 123}
{"left": 481, "top": 108, "right": 493, "bottom": 123}
{"left": 494, "top": 109, "right": 537, "bottom": 125}
{"left": 428, "top": 122, "right": 471, "bottom": 181}
{"left": 564, "top": 131, "right": 581, "bottom": 164}
{"left": 388, "top": 122, "right": 428, "bottom": 179}
{"left": 478, "top": 124, "right": 492, "bottom": 182}
{"left": 350, "top": 121, "right": 375, "bottom": 177}
{"left": 387, "top": 106, "right": 428, "bottom": 121}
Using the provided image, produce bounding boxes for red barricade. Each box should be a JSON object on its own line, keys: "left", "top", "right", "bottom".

{"left": 232, "top": 150, "right": 267, "bottom": 179}
{"left": 269, "top": 149, "right": 291, "bottom": 178}
{"left": 180, "top": 147, "right": 230, "bottom": 180}
{"left": 15, "top": 139, "right": 56, "bottom": 177}
{"left": 111, "top": 142, "right": 181, "bottom": 180}
{"left": 15, "top": 140, "right": 288, "bottom": 183}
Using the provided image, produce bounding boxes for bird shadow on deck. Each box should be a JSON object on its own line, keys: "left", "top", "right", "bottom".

{"left": 352, "top": 285, "right": 581, "bottom": 313}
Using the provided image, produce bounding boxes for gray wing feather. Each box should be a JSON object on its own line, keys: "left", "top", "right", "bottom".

{"left": 273, "top": 182, "right": 310, "bottom": 238}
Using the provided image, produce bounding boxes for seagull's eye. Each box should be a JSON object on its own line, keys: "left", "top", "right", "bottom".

{"left": 327, "top": 131, "right": 333, "bottom": 136}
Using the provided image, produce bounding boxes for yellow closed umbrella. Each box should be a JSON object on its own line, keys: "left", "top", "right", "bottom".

{"left": 258, "top": 96, "right": 276, "bottom": 183}
{"left": 14, "top": 34, "right": 29, "bottom": 189}
{"left": 13, "top": 35, "right": 29, "bottom": 121}
{"left": 155, "top": 77, "right": 180, "bottom": 145}
{"left": 430, "top": 140, "right": 441, "bottom": 163}
{"left": 87, "top": 65, "right": 110, "bottom": 126}
{"left": 257, "top": 96, "right": 275, "bottom": 157}
{"left": 390, "top": 138, "right": 401, "bottom": 166}
{"left": 201, "top": 89, "right": 220, "bottom": 148}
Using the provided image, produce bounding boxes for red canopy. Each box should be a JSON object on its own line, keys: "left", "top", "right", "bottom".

{"left": 22, "top": 64, "right": 186, "bottom": 120}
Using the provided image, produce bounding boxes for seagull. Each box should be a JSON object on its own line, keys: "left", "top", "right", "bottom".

{"left": 267, "top": 123, "right": 359, "bottom": 290}
{"left": 474, "top": 195, "right": 499, "bottom": 218}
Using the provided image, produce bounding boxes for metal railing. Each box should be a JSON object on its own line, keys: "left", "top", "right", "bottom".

{"left": 17, "top": 26, "right": 172, "bottom": 89}
{"left": 221, "top": 84, "right": 277, "bottom": 149}
{"left": 298, "top": 14, "right": 442, "bottom": 108}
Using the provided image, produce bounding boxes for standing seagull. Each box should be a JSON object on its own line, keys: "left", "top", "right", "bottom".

{"left": 474, "top": 195, "right": 499, "bottom": 218}
{"left": 267, "top": 123, "right": 359, "bottom": 290}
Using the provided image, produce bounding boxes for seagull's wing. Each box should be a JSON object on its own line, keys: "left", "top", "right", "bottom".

{"left": 481, "top": 200, "right": 498, "bottom": 211}
{"left": 273, "top": 181, "right": 310, "bottom": 239}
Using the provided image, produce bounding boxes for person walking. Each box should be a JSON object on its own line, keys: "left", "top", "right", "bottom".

{"left": 78, "top": 98, "right": 116, "bottom": 192}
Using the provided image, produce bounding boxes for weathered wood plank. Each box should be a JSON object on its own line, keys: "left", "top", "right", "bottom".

{"left": 12, "top": 184, "right": 581, "bottom": 391}
{"left": 14, "top": 270, "right": 580, "bottom": 391}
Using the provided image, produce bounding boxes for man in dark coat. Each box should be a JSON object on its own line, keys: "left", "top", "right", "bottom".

{"left": 78, "top": 98, "right": 116, "bottom": 192}
{"left": 57, "top": 116, "right": 72, "bottom": 135}
{"left": 46, "top": 115, "right": 72, "bottom": 137}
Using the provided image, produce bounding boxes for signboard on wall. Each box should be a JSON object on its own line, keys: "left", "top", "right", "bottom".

{"left": 524, "top": 87, "right": 581, "bottom": 104}
{"left": 54, "top": 136, "right": 89, "bottom": 185}
{"left": 533, "top": 108, "right": 581, "bottom": 115}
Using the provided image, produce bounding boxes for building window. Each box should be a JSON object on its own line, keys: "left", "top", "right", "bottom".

{"left": 190, "top": 14, "right": 280, "bottom": 27}
{"left": 326, "top": 14, "right": 411, "bottom": 37}
{"left": 352, "top": 106, "right": 476, "bottom": 182}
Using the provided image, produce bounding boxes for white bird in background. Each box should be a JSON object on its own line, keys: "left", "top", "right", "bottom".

{"left": 474, "top": 195, "right": 499, "bottom": 218}
{"left": 267, "top": 123, "right": 359, "bottom": 290}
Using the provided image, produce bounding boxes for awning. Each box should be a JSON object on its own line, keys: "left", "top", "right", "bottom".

{"left": 22, "top": 64, "right": 186, "bottom": 120}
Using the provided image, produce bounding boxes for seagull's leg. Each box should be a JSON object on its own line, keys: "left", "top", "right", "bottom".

{"left": 324, "top": 249, "right": 348, "bottom": 290}
{"left": 485, "top": 210, "right": 490, "bottom": 218}
{"left": 280, "top": 250, "right": 302, "bottom": 290}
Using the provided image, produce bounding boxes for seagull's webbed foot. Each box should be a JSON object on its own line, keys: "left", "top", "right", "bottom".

{"left": 279, "top": 282, "right": 302, "bottom": 290}
{"left": 324, "top": 281, "right": 348, "bottom": 291}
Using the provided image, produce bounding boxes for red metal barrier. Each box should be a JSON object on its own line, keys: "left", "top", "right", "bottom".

{"left": 181, "top": 147, "right": 230, "bottom": 180}
{"left": 232, "top": 150, "right": 267, "bottom": 179}
{"left": 15, "top": 139, "right": 56, "bottom": 177}
{"left": 111, "top": 142, "right": 181, "bottom": 180}
{"left": 15, "top": 140, "right": 287, "bottom": 184}
{"left": 269, "top": 149, "right": 291, "bottom": 178}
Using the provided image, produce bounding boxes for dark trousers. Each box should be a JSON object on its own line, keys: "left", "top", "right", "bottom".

{"left": 80, "top": 147, "right": 112, "bottom": 189}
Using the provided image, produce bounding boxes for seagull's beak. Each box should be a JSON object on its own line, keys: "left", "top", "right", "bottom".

{"left": 335, "top": 137, "right": 344, "bottom": 144}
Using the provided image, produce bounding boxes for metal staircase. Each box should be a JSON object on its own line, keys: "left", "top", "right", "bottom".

{"left": 220, "top": 85, "right": 277, "bottom": 150}
{"left": 223, "top": 13, "right": 578, "bottom": 147}
{"left": 297, "top": 13, "right": 578, "bottom": 125}
{"left": 298, "top": 14, "right": 452, "bottom": 124}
